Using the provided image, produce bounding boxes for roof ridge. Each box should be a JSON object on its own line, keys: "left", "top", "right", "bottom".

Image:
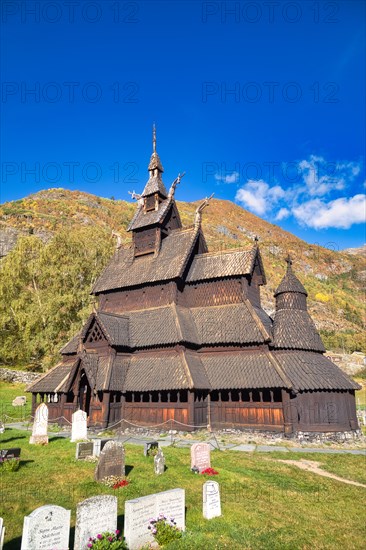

{"left": 266, "top": 350, "right": 293, "bottom": 389}
{"left": 98, "top": 311, "right": 129, "bottom": 320}
{"left": 244, "top": 299, "right": 271, "bottom": 342}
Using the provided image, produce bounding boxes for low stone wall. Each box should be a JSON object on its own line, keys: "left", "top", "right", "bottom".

{"left": 0, "top": 367, "right": 40, "bottom": 385}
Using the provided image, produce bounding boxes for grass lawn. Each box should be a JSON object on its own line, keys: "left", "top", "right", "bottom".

{"left": 0, "top": 381, "right": 32, "bottom": 423}
{"left": 355, "top": 379, "right": 366, "bottom": 409}
{"left": 0, "top": 427, "right": 366, "bottom": 550}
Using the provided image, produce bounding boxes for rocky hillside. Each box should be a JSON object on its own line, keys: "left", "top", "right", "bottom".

{"left": 0, "top": 188, "right": 365, "bottom": 370}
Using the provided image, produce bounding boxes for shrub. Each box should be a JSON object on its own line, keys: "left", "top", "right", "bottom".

{"left": 87, "top": 531, "right": 127, "bottom": 549}
{"left": 148, "top": 515, "right": 183, "bottom": 547}
{"left": 1, "top": 459, "right": 20, "bottom": 472}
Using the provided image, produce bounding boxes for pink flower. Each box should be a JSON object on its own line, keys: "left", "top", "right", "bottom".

{"left": 115, "top": 530, "right": 120, "bottom": 535}
{"left": 97, "top": 534, "right": 102, "bottom": 539}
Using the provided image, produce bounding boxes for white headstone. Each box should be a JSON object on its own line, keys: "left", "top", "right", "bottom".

{"left": 12, "top": 396, "right": 26, "bottom": 407}
{"left": 154, "top": 449, "right": 165, "bottom": 475}
{"left": 21, "top": 505, "right": 70, "bottom": 550}
{"left": 74, "top": 495, "right": 117, "bottom": 550}
{"left": 71, "top": 410, "right": 88, "bottom": 442}
{"left": 191, "top": 443, "right": 211, "bottom": 472}
{"left": 125, "top": 489, "right": 185, "bottom": 550}
{"left": 29, "top": 403, "right": 48, "bottom": 445}
{"left": 0, "top": 423, "right": 4, "bottom": 435}
{"left": 203, "top": 481, "right": 221, "bottom": 519}
{"left": 0, "top": 518, "right": 4, "bottom": 550}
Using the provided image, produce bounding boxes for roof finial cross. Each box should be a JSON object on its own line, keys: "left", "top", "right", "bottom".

{"left": 286, "top": 254, "right": 293, "bottom": 268}
{"left": 152, "top": 123, "right": 157, "bottom": 153}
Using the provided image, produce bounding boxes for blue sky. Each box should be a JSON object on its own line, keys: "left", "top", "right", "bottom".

{"left": 1, "top": 0, "right": 365, "bottom": 249}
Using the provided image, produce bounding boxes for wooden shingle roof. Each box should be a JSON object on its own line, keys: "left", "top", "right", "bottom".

{"left": 124, "top": 351, "right": 209, "bottom": 391}
{"left": 27, "top": 359, "right": 77, "bottom": 393}
{"left": 272, "top": 310, "right": 325, "bottom": 352}
{"left": 274, "top": 265, "right": 307, "bottom": 297}
{"left": 127, "top": 196, "right": 173, "bottom": 231}
{"left": 92, "top": 227, "right": 199, "bottom": 293}
{"left": 274, "top": 351, "right": 361, "bottom": 391}
{"left": 186, "top": 247, "right": 257, "bottom": 282}
{"left": 60, "top": 333, "right": 80, "bottom": 354}
{"left": 200, "top": 352, "right": 287, "bottom": 389}
{"left": 191, "top": 303, "right": 270, "bottom": 345}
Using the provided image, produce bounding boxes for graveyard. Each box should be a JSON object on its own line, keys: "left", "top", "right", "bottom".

{"left": 0, "top": 381, "right": 366, "bottom": 549}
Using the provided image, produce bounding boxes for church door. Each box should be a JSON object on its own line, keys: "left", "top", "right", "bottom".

{"left": 79, "top": 371, "right": 91, "bottom": 417}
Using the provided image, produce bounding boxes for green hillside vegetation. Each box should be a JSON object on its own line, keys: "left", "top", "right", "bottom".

{"left": 0, "top": 188, "right": 365, "bottom": 371}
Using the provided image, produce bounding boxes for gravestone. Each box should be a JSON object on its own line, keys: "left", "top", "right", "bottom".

{"left": 203, "top": 481, "right": 221, "bottom": 519}
{"left": 92, "top": 438, "right": 112, "bottom": 458}
{"left": 125, "top": 488, "right": 185, "bottom": 550}
{"left": 29, "top": 403, "right": 48, "bottom": 445}
{"left": 95, "top": 441, "right": 125, "bottom": 481}
{"left": 0, "top": 448, "right": 21, "bottom": 463}
{"left": 12, "top": 396, "right": 26, "bottom": 407}
{"left": 191, "top": 443, "right": 211, "bottom": 472}
{"left": 144, "top": 440, "right": 159, "bottom": 457}
{"left": 71, "top": 410, "right": 88, "bottom": 442}
{"left": 21, "top": 504, "right": 70, "bottom": 550}
{"left": 0, "top": 517, "right": 4, "bottom": 550}
{"left": 154, "top": 449, "right": 165, "bottom": 475}
{"left": 76, "top": 442, "right": 94, "bottom": 460}
{"left": 0, "top": 422, "right": 4, "bottom": 434}
{"left": 74, "top": 495, "right": 117, "bottom": 550}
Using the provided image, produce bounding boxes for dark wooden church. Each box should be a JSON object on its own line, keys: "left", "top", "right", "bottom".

{"left": 28, "top": 131, "right": 360, "bottom": 435}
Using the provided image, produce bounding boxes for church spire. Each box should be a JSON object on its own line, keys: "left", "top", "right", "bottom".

{"left": 153, "top": 123, "right": 157, "bottom": 153}
{"left": 142, "top": 124, "right": 167, "bottom": 197}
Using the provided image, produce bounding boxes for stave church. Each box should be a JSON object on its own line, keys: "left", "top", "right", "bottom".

{"left": 28, "top": 130, "right": 360, "bottom": 435}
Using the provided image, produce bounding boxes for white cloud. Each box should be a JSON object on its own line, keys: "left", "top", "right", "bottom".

{"left": 215, "top": 171, "right": 239, "bottom": 184}
{"left": 293, "top": 194, "right": 366, "bottom": 229}
{"left": 275, "top": 208, "right": 290, "bottom": 221}
{"left": 234, "top": 155, "right": 364, "bottom": 230}
{"left": 297, "top": 155, "right": 361, "bottom": 197}
{"left": 235, "top": 180, "right": 286, "bottom": 216}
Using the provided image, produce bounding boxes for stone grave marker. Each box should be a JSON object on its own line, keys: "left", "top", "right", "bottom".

{"left": 0, "top": 448, "right": 21, "bottom": 463}
{"left": 144, "top": 440, "right": 159, "bottom": 456}
{"left": 95, "top": 441, "right": 125, "bottom": 481}
{"left": 0, "top": 422, "right": 4, "bottom": 434}
{"left": 29, "top": 403, "right": 48, "bottom": 445}
{"left": 12, "top": 396, "right": 26, "bottom": 407}
{"left": 92, "top": 438, "right": 112, "bottom": 458}
{"left": 21, "top": 504, "right": 70, "bottom": 550}
{"left": 0, "top": 517, "right": 4, "bottom": 550}
{"left": 74, "top": 495, "right": 117, "bottom": 550}
{"left": 71, "top": 409, "right": 88, "bottom": 442}
{"left": 191, "top": 443, "right": 211, "bottom": 472}
{"left": 76, "top": 442, "right": 94, "bottom": 460}
{"left": 154, "top": 449, "right": 165, "bottom": 475}
{"left": 125, "top": 488, "right": 185, "bottom": 550}
{"left": 203, "top": 480, "right": 221, "bottom": 519}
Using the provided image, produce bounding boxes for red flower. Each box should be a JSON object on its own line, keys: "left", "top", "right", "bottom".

{"left": 201, "top": 467, "right": 219, "bottom": 475}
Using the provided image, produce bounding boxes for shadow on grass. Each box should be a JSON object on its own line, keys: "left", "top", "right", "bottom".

{"left": 19, "top": 459, "right": 34, "bottom": 469}
{"left": 125, "top": 464, "right": 134, "bottom": 476}
{"left": 0, "top": 436, "right": 26, "bottom": 444}
{"left": 48, "top": 436, "right": 68, "bottom": 443}
{"left": 4, "top": 535, "right": 22, "bottom": 550}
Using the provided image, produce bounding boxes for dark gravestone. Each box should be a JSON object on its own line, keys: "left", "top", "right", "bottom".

{"left": 76, "top": 442, "right": 94, "bottom": 460}
{"left": 95, "top": 441, "right": 125, "bottom": 482}
{"left": 144, "top": 441, "right": 159, "bottom": 457}
{"left": 0, "top": 448, "right": 21, "bottom": 463}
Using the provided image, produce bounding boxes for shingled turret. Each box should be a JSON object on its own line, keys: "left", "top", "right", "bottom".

{"left": 272, "top": 256, "right": 325, "bottom": 352}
